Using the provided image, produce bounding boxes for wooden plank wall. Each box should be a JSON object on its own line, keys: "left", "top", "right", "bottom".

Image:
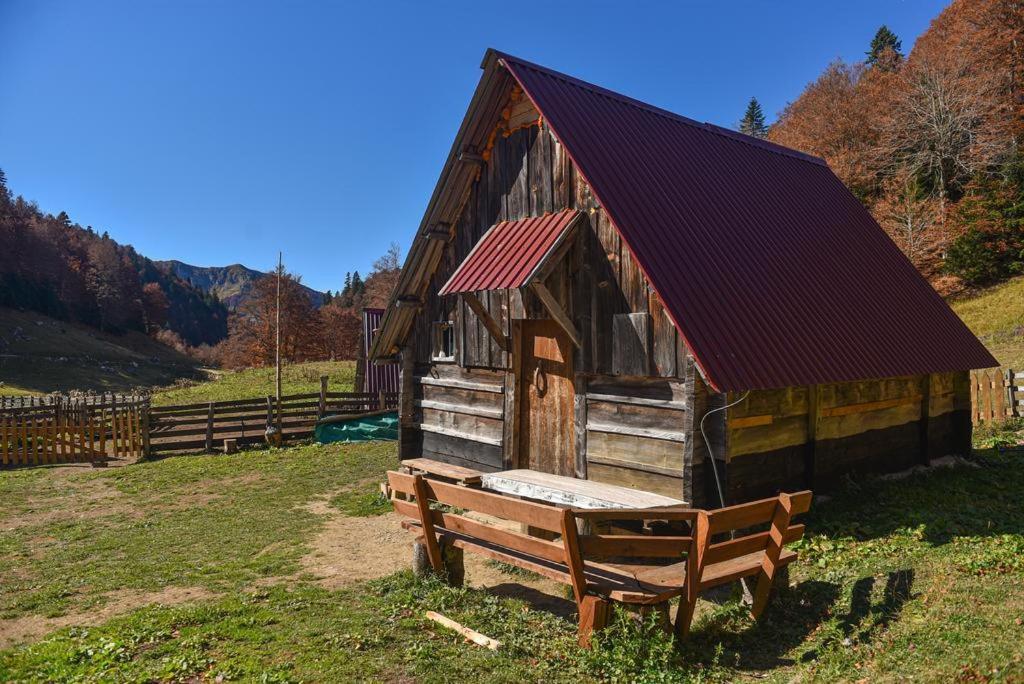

{"left": 720, "top": 371, "right": 971, "bottom": 501}
{"left": 410, "top": 101, "right": 685, "bottom": 379}
{"left": 580, "top": 375, "right": 689, "bottom": 500}
{"left": 401, "top": 83, "right": 695, "bottom": 489}
{"left": 412, "top": 365, "right": 505, "bottom": 472}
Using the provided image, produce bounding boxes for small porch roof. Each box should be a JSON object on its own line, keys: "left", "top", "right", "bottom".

{"left": 439, "top": 210, "right": 581, "bottom": 295}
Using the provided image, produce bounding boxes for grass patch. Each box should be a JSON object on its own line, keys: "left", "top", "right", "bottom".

{"left": 330, "top": 488, "right": 391, "bottom": 517}
{"left": 151, "top": 361, "right": 356, "bottom": 406}
{"left": 0, "top": 307, "right": 200, "bottom": 394}
{"left": 3, "top": 439, "right": 1024, "bottom": 681}
{"left": 950, "top": 275, "right": 1024, "bottom": 367}
{"left": 0, "top": 441, "right": 394, "bottom": 620}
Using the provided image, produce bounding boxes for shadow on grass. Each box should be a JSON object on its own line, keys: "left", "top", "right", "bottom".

{"left": 804, "top": 448, "right": 1024, "bottom": 548}
{"left": 682, "top": 579, "right": 840, "bottom": 670}
{"left": 486, "top": 582, "right": 577, "bottom": 620}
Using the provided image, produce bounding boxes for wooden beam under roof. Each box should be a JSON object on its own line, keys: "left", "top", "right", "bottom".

{"left": 529, "top": 282, "right": 581, "bottom": 348}
{"left": 461, "top": 292, "right": 509, "bottom": 351}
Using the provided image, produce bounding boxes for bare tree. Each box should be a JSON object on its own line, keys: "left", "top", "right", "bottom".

{"left": 882, "top": 57, "right": 1008, "bottom": 213}
{"left": 873, "top": 170, "right": 942, "bottom": 273}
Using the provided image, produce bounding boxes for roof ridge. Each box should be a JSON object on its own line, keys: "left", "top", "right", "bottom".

{"left": 494, "top": 51, "right": 828, "bottom": 168}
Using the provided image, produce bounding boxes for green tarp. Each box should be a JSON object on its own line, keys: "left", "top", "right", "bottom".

{"left": 315, "top": 411, "right": 399, "bottom": 444}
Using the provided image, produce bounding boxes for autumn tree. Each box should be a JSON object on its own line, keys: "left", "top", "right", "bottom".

{"left": 770, "top": 60, "right": 882, "bottom": 200}
{"left": 739, "top": 98, "right": 768, "bottom": 138}
{"left": 142, "top": 281, "right": 170, "bottom": 332}
{"left": 873, "top": 170, "right": 942, "bottom": 275}
{"left": 363, "top": 242, "right": 402, "bottom": 308}
{"left": 945, "top": 155, "right": 1024, "bottom": 285}
{"left": 223, "top": 268, "right": 325, "bottom": 367}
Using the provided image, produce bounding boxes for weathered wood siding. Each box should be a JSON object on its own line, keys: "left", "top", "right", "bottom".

{"left": 411, "top": 364, "right": 505, "bottom": 472}
{"left": 716, "top": 371, "right": 972, "bottom": 502}
{"left": 580, "top": 375, "right": 689, "bottom": 500}
{"left": 403, "top": 83, "right": 690, "bottom": 487}
{"left": 410, "top": 107, "right": 685, "bottom": 377}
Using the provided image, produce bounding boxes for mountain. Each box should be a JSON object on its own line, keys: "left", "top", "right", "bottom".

{"left": 155, "top": 260, "right": 326, "bottom": 311}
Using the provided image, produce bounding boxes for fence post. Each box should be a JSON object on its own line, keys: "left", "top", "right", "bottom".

{"left": 140, "top": 399, "right": 151, "bottom": 459}
{"left": 1007, "top": 369, "right": 1018, "bottom": 419}
{"left": 205, "top": 402, "right": 214, "bottom": 452}
{"left": 266, "top": 396, "right": 274, "bottom": 429}
{"left": 319, "top": 376, "right": 328, "bottom": 418}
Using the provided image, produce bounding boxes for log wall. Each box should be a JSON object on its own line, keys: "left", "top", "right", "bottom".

{"left": 718, "top": 371, "right": 972, "bottom": 502}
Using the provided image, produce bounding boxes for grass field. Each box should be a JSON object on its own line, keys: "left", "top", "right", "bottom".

{"left": 2, "top": 424, "right": 1023, "bottom": 682}
{"left": 951, "top": 275, "right": 1024, "bottom": 368}
{"left": 150, "top": 361, "right": 357, "bottom": 406}
{"left": 0, "top": 307, "right": 201, "bottom": 395}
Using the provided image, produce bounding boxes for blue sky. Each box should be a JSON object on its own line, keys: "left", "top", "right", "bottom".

{"left": 0, "top": 0, "right": 947, "bottom": 293}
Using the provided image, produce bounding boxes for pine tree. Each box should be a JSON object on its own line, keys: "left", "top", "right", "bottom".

{"left": 866, "top": 25, "right": 902, "bottom": 70}
{"left": 0, "top": 167, "right": 9, "bottom": 204}
{"left": 739, "top": 97, "right": 768, "bottom": 138}
{"left": 350, "top": 271, "right": 364, "bottom": 294}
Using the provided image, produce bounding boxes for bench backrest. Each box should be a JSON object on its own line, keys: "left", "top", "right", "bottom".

{"left": 386, "top": 470, "right": 570, "bottom": 571}
{"left": 695, "top": 491, "right": 811, "bottom": 589}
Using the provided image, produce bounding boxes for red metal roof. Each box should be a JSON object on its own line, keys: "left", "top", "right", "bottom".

{"left": 439, "top": 210, "right": 580, "bottom": 295}
{"left": 497, "top": 52, "right": 997, "bottom": 392}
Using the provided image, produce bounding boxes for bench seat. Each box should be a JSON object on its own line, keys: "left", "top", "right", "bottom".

{"left": 631, "top": 548, "right": 798, "bottom": 593}
{"left": 401, "top": 519, "right": 684, "bottom": 604}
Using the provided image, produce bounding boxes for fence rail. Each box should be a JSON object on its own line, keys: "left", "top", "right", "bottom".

{"left": 970, "top": 368, "right": 1023, "bottom": 425}
{"left": 0, "top": 394, "right": 148, "bottom": 467}
{"left": 0, "top": 375, "right": 400, "bottom": 465}
{"left": 147, "top": 380, "right": 399, "bottom": 455}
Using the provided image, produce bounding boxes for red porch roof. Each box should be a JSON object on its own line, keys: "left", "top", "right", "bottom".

{"left": 439, "top": 210, "right": 580, "bottom": 295}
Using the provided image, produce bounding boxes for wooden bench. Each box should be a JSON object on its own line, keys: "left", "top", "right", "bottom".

{"left": 400, "top": 457, "right": 483, "bottom": 486}
{"left": 386, "top": 469, "right": 810, "bottom": 646}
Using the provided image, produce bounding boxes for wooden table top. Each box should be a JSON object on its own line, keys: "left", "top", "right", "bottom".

{"left": 480, "top": 469, "right": 687, "bottom": 509}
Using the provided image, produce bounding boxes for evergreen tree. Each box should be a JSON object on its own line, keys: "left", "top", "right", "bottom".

{"left": 866, "top": 25, "right": 903, "bottom": 69}
{"left": 350, "top": 271, "right": 364, "bottom": 294}
{"left": 739, "top": 97, "right": 768, "bottom": 138}
{"left": 0, "top": 167, "right": 9, "bottom": 204}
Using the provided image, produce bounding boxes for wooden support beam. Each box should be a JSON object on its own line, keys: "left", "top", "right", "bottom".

{"left": 423, "top": 223, "right": 451, "bottom": 241}
{"left": 804, "top": 384, "right": 818, "bottom": 490}
{"left": 528, "top": 282, "right": 581, "bottom": 348}
{"left": 457, "top": 149, "right": 485, "bottom": 165}
{"left": 395, "top": 295, "right": 424, "bottom": 309}
{"left": 460, "top": 292, "right": 509, "bottom": 351}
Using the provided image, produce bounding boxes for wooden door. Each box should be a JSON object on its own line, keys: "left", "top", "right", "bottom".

{"left": 518, "top": 319, "right": 575, "bottom": 476}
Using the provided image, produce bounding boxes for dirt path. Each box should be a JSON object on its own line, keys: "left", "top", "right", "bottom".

{"left": 0, "top": 586, "right": 216, "bottom": 649}
{"left": 299, "top": 497, "right": 575, "bottom": 617}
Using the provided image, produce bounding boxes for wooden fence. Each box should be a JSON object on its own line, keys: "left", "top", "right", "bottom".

{"left": 0, "top": 394, "right": 148, "bottom": 467}
{"left": 970, "top": 368, "right": 1023, "bottom": 425}
{"left": 148, "top": 382, "right": 399, "bottom": 455}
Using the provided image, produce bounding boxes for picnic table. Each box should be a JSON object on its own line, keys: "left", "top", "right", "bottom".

{"left": 480, "top": 468, "right": 687, "bottom": 509}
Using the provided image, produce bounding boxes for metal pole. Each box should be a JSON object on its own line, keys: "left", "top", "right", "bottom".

{"left": 276, "top": 251, "right": 283, "bottom": 435}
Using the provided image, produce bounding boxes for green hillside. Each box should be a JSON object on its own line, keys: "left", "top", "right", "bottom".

{"left": 0, "top": 307, "right": 203, "bottom": 395}
{"left": 152, "top": 361, "right": 356, "bottom": 406}
{"left": 950, "top": 276, "right": 1024, "bottom": 368}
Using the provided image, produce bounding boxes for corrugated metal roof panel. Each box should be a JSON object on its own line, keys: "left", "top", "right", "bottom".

{"left": 439, "top": 210, "right": 580, "bottom": 295}
{"left": 498, "top": 52, "right": 997, "bottom": 392}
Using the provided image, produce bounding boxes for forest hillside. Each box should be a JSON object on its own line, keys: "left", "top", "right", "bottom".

{"left": 767, "top": 0, "right": 1023, "bottom": 295}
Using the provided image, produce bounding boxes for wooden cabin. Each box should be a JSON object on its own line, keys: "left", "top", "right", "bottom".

{"left": 369, "top": 50, "right": 997, "bottom": 507}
